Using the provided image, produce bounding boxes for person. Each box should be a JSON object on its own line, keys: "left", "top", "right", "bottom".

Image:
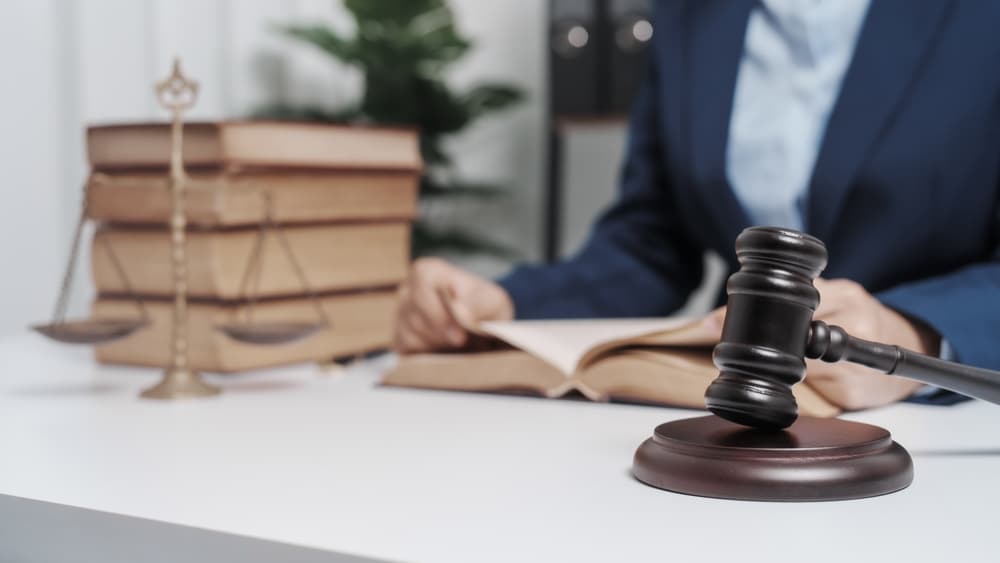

{"left": 393, "top": 0, "right": 1000, "bottom": 410}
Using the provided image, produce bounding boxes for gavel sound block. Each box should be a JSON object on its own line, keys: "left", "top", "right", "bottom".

{"left": 633, "top": 227, "right": 1000, "bottom": 501}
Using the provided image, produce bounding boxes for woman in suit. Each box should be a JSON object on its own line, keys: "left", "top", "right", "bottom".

{"left": 393, "top": 0, "right": 1000, "bottom": 410}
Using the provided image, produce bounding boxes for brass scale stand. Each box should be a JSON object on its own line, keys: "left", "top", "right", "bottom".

{"left": 33, "top": 60, "right": 329, "bottom": 399}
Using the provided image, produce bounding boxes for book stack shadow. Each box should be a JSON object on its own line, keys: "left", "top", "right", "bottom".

{"left": 86, "top": 121, "right": 421, "bottom": 372}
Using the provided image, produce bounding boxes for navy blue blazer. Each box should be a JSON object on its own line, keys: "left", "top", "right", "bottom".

{"left": 500, "top": 0, "right": 1000, "bottom": 372}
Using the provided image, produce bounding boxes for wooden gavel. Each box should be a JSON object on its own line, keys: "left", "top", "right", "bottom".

{"left": 705, "top": 226, "right": 1000, "bottom": 430}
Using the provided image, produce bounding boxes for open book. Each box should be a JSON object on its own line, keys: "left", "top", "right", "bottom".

{"left": 383, "top": 317, "right": 840, "bottom": 418}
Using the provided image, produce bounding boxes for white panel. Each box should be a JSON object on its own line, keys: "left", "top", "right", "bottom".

{"left": 560, "top": 123, "right": 727, "bottom": 316}
{"left": 283, "top": 0, "right": 359, "bottom": 112}
{"left": 55, "top": 0, "right": 91, "bottom": 322}
{"left": 224, "top": 0, "right": 296, "bottom": 115}
{"left": 55, "top": 0, "right": 83, "bottom": 228}
{"left": 75, "top": 0, "right": 158, "bottom": 122}
{"left": 69, "top": 0, "right": 161, "bottom": 324}
{"left": 559, "top": 124, "right": 628, "bottom": 258}
{"left": 441, "top": 0, "right": 548, "bottom": 263}
{"left": 0, "top": 0, "right": 67, "bottom": 335}
{"left": 225, "top": 0, "right": 360, "bottom": 116}
{"left": 151, "top": 0, "right": 228, "bottom": 119}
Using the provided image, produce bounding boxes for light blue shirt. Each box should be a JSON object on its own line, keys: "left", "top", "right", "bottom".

{"left": 726, "top": 0, "right": 871, "bottom": 231}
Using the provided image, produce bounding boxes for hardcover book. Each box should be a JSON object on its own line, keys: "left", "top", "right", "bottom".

{"left": 86, "top": 170, "right": 418, "bottom": 227}
{"left": 87, "top": 121, "right": 422, "bottom": 172}
{"left": 92, "top": 222, "right": 410, "bottom": 300}
{"left": 94, "top": 290, "right": 397, "bottom": 372}
{"left": 385, "top": 318, "right": 840, "bottom": 417}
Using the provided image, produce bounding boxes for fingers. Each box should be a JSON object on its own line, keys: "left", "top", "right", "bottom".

{"left": 805, "top": 360, "right": 924, "bottom": 411}
{"left": 394, "top": 258, "right": 467, "bottom": 353}
{"left": 701, "top": 306, "right": 726, "bottom": 340}
{"left": 818, "top": 307, "right": 879, "bottom": 343}
{"left": 813, "top": 278, "right": 845, "bottom": 318}
{"left": 395, "top": 294, "right": 463, "bottom": 353}
{"left": 454, "top": 272, "right": 515, "bottom": 324}
{"left": 805, "top": 302, "right": 922, "bottom": 409}
{"left": 393, "top": 256, "right": 517, "bottom": 353}
{"left": 397, "top": 291, "right": 464, "bottom": 351}
{"left": 813, "top": 278, "right": 871, "bottom": 320}
{"left": 415, "top": 282, "right": 465, "bottom": 343}
{"left": 393, "top": 257, "right": 517, "bottom": 354}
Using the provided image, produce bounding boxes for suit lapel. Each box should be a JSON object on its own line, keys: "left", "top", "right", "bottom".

{"left": 806, "top": 0, "right": 957, "bottom": 241}
{"left": 686, "top": 0, "right": 754, "bottom": 247}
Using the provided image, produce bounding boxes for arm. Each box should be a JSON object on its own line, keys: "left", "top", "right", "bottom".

{"left": 804, "top": 217, "right": 1000, "bottom": 408}
{"left": 877, "top": 240, "right": 1000, "bottom": 371}
{"left": 500, "top": 53, "right": 704, "bottom": 319}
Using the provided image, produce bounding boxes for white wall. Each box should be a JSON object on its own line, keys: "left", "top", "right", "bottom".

{"left": 559, "top": 123, "right": 726, "bottom": 317}
{"left": 0, "top": 1, "right": 68, "bottom": 337}
{"left": 0, "top": 0, "right": 547, "bottom": 336}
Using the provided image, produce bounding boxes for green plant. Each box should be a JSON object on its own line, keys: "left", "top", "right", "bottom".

{"left": 262, "top": 0, "right": 525, "bottom": 257}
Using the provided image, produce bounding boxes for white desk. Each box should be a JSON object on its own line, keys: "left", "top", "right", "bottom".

{"left": 1, "top": 334, "right": 998, "bottom": 563}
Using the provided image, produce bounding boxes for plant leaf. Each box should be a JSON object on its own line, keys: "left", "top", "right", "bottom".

{"left": 362, "top": 74, "right": 471, "bottom": 134}
{"left": 462, "top": 83, "right": 525, "bottom": 119}
{"left": 421, "top": 177, "right": 508, "bottom": 199}
{"left": 271, "top": 3, "right": 527, "bottom": 259}
{"left": 344, "top": 0, "right": 444, "bottom": 26}
{"left": 412, "top": 222, "right": 518, "bottom": 258}
{"left": 420, "top": 136, "right": 452, "bottom": 167}
{"left": 279, "top": 25, "right": 360, "bottom": 63}
{"left": 251, "top": 103, "right": 362, "bottom": 123}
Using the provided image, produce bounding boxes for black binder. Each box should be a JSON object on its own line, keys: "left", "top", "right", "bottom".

{"left": 548, "top": 0, "right": 652, "bottom": 117}
{"left": 550, "top": 0, "right": 601, "bottom": 116}
{"left": 608, "top": 0, "right": 653, "bottom": 114}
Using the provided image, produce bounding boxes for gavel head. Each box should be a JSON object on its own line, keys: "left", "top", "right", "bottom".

{"left": 704, "top": 227, "right": 828, "bottom": 430}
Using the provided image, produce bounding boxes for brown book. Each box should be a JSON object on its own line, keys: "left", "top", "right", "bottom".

{"left": 86, "top": 170, "right": 419, "bottom": 227}
{"left": 93, "top": 290, "right": 397, "bottom": 372}
{"left": 87, "top": 121, "right": 422, "bottom": 172}
{"left": 92, "top": 222, "right": 410, "bottom": 300}
{"left": 384, "top": 318, "right": 840, "bottom": 417}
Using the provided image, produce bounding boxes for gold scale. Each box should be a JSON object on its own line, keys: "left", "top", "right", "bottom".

{"left": 32, "top": 60, "right": 330, "bottom": 399}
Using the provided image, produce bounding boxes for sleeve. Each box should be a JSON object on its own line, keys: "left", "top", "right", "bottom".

{"left": 498, "top": 48, "right": 704, "bottom": 319}
{"left": 877, "top": 217, "right": 1000, "bottom": 370}
{"left": 904, "top": 341, "right": 975, "bottom": 405}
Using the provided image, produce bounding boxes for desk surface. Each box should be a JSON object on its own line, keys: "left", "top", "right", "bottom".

{"left": 1, "top": 335, "right": 998, "bottom": 563}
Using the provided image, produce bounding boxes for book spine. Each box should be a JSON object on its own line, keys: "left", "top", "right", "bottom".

{"left": 93, "top": 291, "right": 398, "bottom": 372}
{"left": 90, "top": 223, "right": 411, "bottom": 300}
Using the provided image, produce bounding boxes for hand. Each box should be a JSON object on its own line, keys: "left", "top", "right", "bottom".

{"left": 393, "top": 257, "right": 514, "bottom": 353}
{"left": 704, "top": 278, "right": 940, "bottom": 410}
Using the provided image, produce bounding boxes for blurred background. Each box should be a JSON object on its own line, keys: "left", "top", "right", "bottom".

{"left": 1, "top": 0, "right": 717, "bottom": 338}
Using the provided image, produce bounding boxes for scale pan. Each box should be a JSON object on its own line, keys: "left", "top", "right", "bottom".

{"left": 32, "top": 319, "right": 149, "bottom": 344}
{"left": 216, "top": 322, "right": 328, "bottom": 345}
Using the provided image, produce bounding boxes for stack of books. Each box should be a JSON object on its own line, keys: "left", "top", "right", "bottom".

{"left": 85, "top": 121, "right": 421, "bottom": 372}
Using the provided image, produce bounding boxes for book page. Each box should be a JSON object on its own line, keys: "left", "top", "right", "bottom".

{"left": 478, "top": 318, "right": 700, "bottom": 376}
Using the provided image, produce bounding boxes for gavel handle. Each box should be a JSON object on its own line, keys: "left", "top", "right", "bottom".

{"left": 806, "top": 321, "right": 1000, "bottom": 405}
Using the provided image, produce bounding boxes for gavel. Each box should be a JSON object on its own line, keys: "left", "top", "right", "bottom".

{"left": 705, "top": 226, "right": 1000, "bottom": 430}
